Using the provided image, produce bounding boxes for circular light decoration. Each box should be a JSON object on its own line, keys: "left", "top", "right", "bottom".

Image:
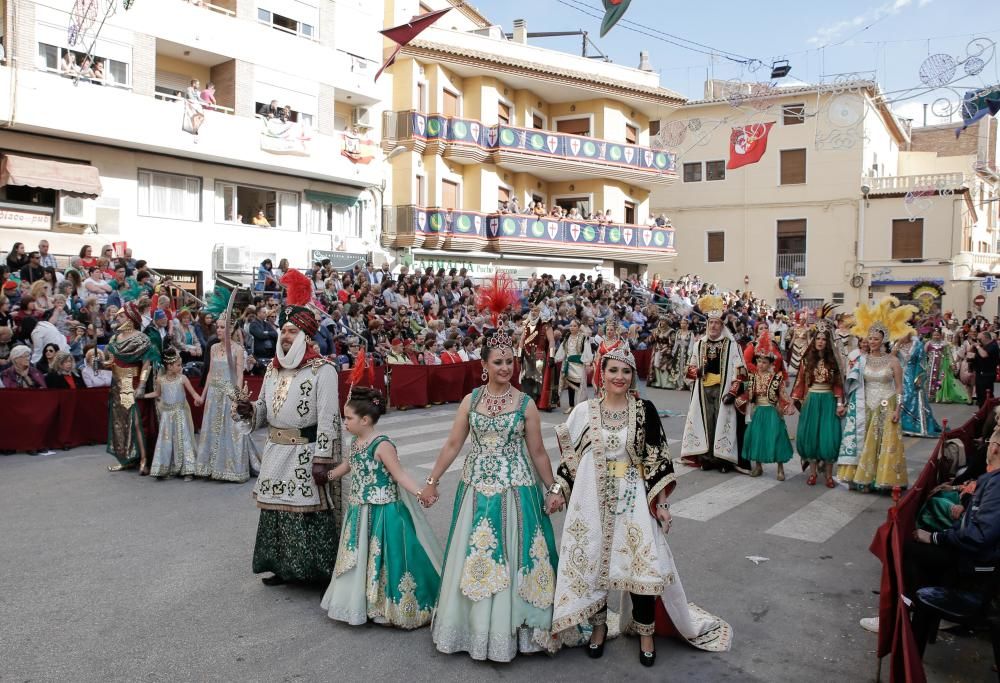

{"left": 918, "top": 53, "right": 957, "bottom": 87}
{"left": 827, "top": 94, "right": 864, "bottom": 127}
{"left": 964, "top": 56, "right": 986, "bottom": 76}
{"left": 661, "top": 120, "right": 687, "bottom": 147}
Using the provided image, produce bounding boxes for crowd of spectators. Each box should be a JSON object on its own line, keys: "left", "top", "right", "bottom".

{"left": 495, "top": 197, "right": 670, "bottom": 228}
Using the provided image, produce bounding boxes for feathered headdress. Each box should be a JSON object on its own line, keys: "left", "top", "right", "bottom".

{"left": 851, "top": 296, "right": 917, "bottom": 342}
{"left": 278, "top": 269, "right": 318, "bottom": 337}
{"left": 345, "top": 348, "right": 377, "bottom": 405}
{"left": 204, "top": 284, "right": 232, "bottom": 320}
{"left": 697, "top": 294, "right": 725, "bottom": 320}
{"left": 476, "top": 272, "right": 517, "bottom": 349}
{"left": 754, "top": 329, "right": 777, "bottom": 360}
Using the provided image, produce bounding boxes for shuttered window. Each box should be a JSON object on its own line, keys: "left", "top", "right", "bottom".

{"left": 442, "top": 90, "right": 459, "bottom": 117}
{"left": 498, "top": 186, "right": 511, "bottom": 203}
{"left": 892, "top": 219, "right": 923, "bottom": 259}
{"left": 532, "top": 113, "right": 544, "bottom": 129}
{"left": 441, "top": 180, "right": 459, "bottom": 210}
{"left": 649, "top": 120, "right": 660, "bottom": 136}
{"left": 683, "top": 162, "right": 702, "bottom": 182}
{"left": 780, "top": 149, "right": 807, "bottom": 185}
{"left": 498, "top": 101, "right": 511, "bottom": 125}
{"left": 707, "top": 231, "right": 725, "bottom": 262}
{"left": 556, "top": 117, "right": 590, "bottom": 136}
{"left": 625, "top": 124, "right": 638, "bottom": 145}
{"left": 782, "top": 103, "right": 805, "bottom": 125}
{"left": 706, "top": 160, "right": 726, "bottom": 181}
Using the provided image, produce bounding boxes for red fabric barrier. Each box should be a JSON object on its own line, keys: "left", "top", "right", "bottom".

{"left": 870, "top": 398, "right": 998, "bottom": 683}
{"left": 388, "top": 364, "right": 429, "bottom": 409}
{"left": 634, "top": 348, "right": 651, "bottom": 378}
{"left": 428, "top": 363, "right": 470, "bottom": 404}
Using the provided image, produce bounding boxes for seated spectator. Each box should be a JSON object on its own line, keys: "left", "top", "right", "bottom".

{"left": 19, "top": 251, "right": 45, "bottom": 283}
{"left": 171, "top": 308, "right": 203, "bottom": 365}
{"left": 78, "top": 245, "right": 98, "bottom": 270}
{"left": 36, "top": 343, "right": 61, "bottom": 375}
{"left": 440, "top": 339, "right": 463, "bottom": 364}
{"left": 45, "top": 351, "right": 82, "bottom": 389}
{"left": 386, "top": 338, "right": 410, "bottom": 364}
{"left": 83, "top": 266, "right": 112, "bottom": 305}
{"left": 29, "top": 279, "right": 51, "bottom": 311}
{"left": 0, "top": 326, "right": 12, "bottom": 368}
{"left": 108, "top": 264, "right": 141, "bottom": 305}
{"left": 82, "top": 346, "right": 113, "bottom": 388}
{"left": 28, "top": 312, "right": 69, "bottom": 364}
{"left": 422, "top": 334, "right": 440, "bottom": 365}
{"left": 1, "top": 345, "right": 46, "bottom": 388}
{"left": 6, "top": 241, "right": 27, "bottom": 273}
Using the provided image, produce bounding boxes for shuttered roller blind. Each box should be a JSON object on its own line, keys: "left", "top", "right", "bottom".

{"left": 556, "top": 118, "right": 590, "bottom": 136}
{"left": 780, "top": 149, "right": 807, "bottom": 184}
{"left": 707, "top": 232, "right": 725, "bottom": 262}
{"left": 892, "top": 219, "right": 923, "bottom": 259}
{"left": 443, "top": 90, "right": 459, "bottom": 117}
{"left": 442, "top": 180, "right": 459, "bottom": 210}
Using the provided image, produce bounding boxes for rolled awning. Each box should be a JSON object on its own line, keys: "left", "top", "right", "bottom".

{"left": 0, "top": 155, "right": 103, "bottom": 198}
{"left": 304, "top": 189, "right": 361, "bottom": 207}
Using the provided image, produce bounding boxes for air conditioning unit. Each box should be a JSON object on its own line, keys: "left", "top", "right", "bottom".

{"left": 352, "top": 106, "right": 373, "bottom": 128}
{"left": 212, "top": 244, "right": 252, "bottom": 273}
{"left": 57, "top": 193, "right": 97, "bottom": 224}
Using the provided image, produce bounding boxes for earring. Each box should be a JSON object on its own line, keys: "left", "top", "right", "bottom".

{"left": 481, "top": 368, "right": 488, "bottom": 382}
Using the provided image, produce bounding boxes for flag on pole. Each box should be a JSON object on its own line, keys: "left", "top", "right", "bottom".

{"left": 375, "top": 6, "right": 453, "bottom": 81}
{"left": 600, "top": 0, "right": 632, "bottom": 37}
{"left": 955, "top": 86, "right": 1000, "bottom": 138}
{"left": 727, "top": 122, "right": 775, "bottom": 170}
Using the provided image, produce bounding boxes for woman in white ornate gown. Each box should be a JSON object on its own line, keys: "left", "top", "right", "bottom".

{"left": 550, "top": 348, "right": 732, "bottom": 666}
{"left": 196, "top": 322, "right": 261, "bottom": 482}
{"left": 418, "top": 327, "right": 566, "bottom": 662}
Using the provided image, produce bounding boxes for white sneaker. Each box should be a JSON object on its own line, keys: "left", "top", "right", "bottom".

{"left": 860, "top": 616, "right": 879, "bottom": 633}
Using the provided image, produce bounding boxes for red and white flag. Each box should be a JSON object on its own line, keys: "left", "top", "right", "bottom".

{"left": 727, "top": 122, "right": 774, "bottom": 170}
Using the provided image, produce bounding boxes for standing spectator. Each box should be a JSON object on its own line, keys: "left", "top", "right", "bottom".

{"left": 1, "top": 346, "right": 46, "bottom": 389}
{"left": 37, "top": 240, "right": 57, "bottom": 269}
{"left": 45, "top": 351, "right": 82, "bottom": 389}
{"left": 170, "top": 308, "right": 203, "bottom": 366}
{"left": 185, "top": 79, "right": 201, "bottom": 101}
{"left": 200, "top": 81, "right": 217, "bottom": 108}
{"left": 19, "top": 251, "right": 44, "bottom": 283}
{"left": 83, "top": 267, "right": 112, "bottom": 305}
{"left": 248, "top": 306, "right": 278, "bottom": 372}
{"left": 29, "top": 311, "right": 69, "bottom": 364}
{"left": 970, "top": 331, "right": 1000, "bottom": 406}
{"left": 273, "top": 258, "right": 289, "bottom": 281}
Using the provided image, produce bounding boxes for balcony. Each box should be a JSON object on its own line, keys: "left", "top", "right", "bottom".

{"left": 383, "top": 111, "right": 677, "bottom": 186}
{"left": 382, "top": 205, "right": 676, "bottom": 261}
{"left": 776, "top": 253, "right": 807, "bottom": 277}
{"left": 0, "top": 67, "right": 380, "bottom": 187}
{"left": 954, "top": 251, "right": 1000, "bottom": 276}
{"left": 867, "top": 172, "right": 967, "bottom": 196}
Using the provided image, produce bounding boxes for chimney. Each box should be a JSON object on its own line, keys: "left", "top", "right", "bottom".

{"left": 638, "top": 51, "right": 652, "bottom": 72}
{"left": 513, "top": 18, "right": 527, "bottom": 44}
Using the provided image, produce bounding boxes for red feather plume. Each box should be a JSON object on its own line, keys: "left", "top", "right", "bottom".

{"left": 281, "top": 269, "right": 313, "bottom": 307}
{"left": 757, "top": 329, "right": 774, "bottom": 357}
{"left": 349, "top": 349, "right": 370, "bottom": 388}
{"left": 476, "top": 272, "right": 518, "bottom": 326}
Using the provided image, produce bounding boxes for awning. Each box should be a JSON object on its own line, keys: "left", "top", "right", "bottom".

{"left": 309, "top": 250, "right": 366, "bottom": 269}
{"left": 0, "top": 155, "right": 103, "bottom": 198}
{"left": 304, "top": 189, "right": 361, "bottom": 207}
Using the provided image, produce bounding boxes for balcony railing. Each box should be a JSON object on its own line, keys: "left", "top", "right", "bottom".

{"left": 776, "top": 252, "right": 806, "bottom": 277}
{"left": 867, "top": 172, "right": 967, "bottom": 195}
{"left": 382, "top": 205, "right": 676, "bottom": 259}
{"left": 383, "top": 111, "right": 677, "bottom": 180}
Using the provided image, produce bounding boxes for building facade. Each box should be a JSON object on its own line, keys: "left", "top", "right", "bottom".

{"left": 651, "top": 80, "right": 1000, "bottom": 316}
{"left": 379, "top": 0, "right": 681, "bottom": 283}
{"left": 0, "top": 0, "right": 386, "bottom": 292}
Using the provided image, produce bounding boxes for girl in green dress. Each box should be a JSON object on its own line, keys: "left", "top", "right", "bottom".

{"left": 321, "top": 387, "right": 442, "bottom": 629}
{"left": 742, "top": 334, "right": 794, "bottom": 480}
{"left": 792, "top": 324, "right": 845, "bottom": 488}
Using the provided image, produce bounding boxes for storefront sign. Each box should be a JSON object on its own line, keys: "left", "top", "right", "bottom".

{"left": 0, "top": 208, "right": 52, "bottom": 230}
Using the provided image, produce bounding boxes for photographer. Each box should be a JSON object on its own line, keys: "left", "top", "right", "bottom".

{"left": 968, "top": 331, "right": 1000, "bottom": 406}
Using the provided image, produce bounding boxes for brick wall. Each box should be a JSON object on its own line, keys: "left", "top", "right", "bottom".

{"left": 910, "top": 122, "right": 979, "bottom": 157}
{"left": 11, "top": 0, "right": 36, "bottom": 71}
{"left": 234, "top": 60, "right": 254, "bottom": 117}
{"left": 130, "top": 33, "right": 156, "bottom": 97}
{"left": 318, "top": 83, "right": 334, "bottom": 135}
{"left": 210, "top": 60, "right": 236, "bottom": 110}
{"left": 319, "top": 0, "right": 336, "bottom": 51}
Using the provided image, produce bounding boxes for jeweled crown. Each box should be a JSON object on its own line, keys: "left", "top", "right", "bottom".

{"left": 486, "top": 328, "right": 514, "bottom": 349}
{"left": 602, "top": 346, "right": 636, "bottom": 370}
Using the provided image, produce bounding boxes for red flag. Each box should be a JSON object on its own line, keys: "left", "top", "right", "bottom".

{"left": 375, "top": 7, "right": 452, "bottom": 81}
{"left": 726, "top": 122, "right": 774, "bottom": 170}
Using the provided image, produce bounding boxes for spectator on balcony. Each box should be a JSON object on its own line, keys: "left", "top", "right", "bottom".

{"left": 200, "top": 81, "right": 217, "bottom": 108}
{"left": 79, "top": 56, "right": 95, "bottom": 80}
{"left": 509, "top": 195, "right": 520, "bottom": 215}
{"left": 655, "top": 213, "right": 669, "bottom": 227}
{"left": 59, "top": 50, "right": 78, "bottom": 76}
{"left": 1, "top": 346, "right": 46, "bottom": 389}
{"left": 533, "top": 202, "right": 547, "bottom": 218}
{"left": 258, "top": 99, "right": 281, "bottom": 119}
{"left": 91, "top": 59, "right": 106, "bottom": 85}
{"left": 185, "top": 79, "right": 201, "bottom": 102}
{"left": 82, "top": 346, "right": 113, "bottom": 388}
{"left": 252, "top": 209, "right": 271, "bottom": 227}
{"left": 45, "top": 351, "right": 82, "bottom": 389}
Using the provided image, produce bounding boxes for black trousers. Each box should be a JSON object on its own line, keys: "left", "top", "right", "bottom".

{"left": 903, "top": 539, "right": 960, "bottom": 596}
{"left": 594, "top": 594, "right": 655, "bottom": 627}
{"left": 975, "top": 377, "right": 995, "bottom": 407}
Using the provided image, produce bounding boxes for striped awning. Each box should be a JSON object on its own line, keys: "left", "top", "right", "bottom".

{"left": 1, "top": 155, "right": 102, "bottom": 198}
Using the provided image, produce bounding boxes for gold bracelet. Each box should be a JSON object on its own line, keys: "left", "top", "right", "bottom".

{"left": 425, "top": 475, "right": 439, "bottom": 486}
{"left": 547, "top": 481, "right": 563, "bottom": 496}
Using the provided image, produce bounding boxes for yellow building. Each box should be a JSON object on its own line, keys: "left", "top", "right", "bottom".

{"left": 651, "top": 79, "right": 1000, "bottom": 315}
{"left": 380, "top": 1, "right": 683, "bottom": 282}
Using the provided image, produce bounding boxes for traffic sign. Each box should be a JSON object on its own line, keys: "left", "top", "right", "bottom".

{"left": 974, "top": 294, "right": 986, "bottom": 308}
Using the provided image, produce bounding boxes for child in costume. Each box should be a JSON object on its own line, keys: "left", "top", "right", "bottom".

{"left": 147, "top": 349, "right": 202, "bottom": 479}
{"left": 321, "top": 358, "right": 442, "bottom": 629}
{"left": 739, "top": 331, "right": 794, "bottom": 480}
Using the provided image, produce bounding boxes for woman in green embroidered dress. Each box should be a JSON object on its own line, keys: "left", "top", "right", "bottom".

{"left": 321, "top": 387, "right": 442, "bottom": 629}
{"left": 419, "top": 328, "right": 567, "bottom": 662}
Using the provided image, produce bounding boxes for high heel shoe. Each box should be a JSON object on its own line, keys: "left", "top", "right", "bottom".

{"left": 639, "top": 640, "right": 656, "bottom": 667}
{"left": 826, "top": 476, "right": 836, "bottom": 488}
{"left": 806, "top": 473, "right": 818, "bottom": 486}
{"left": 586, "top": 624, "right": 607, "bottom": 659}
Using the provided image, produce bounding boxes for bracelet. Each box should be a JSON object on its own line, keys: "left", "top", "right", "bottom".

{"left": 895, "top": 394, "right": 903, "bottom": 405}
{"left": 546, "top": 481, "right": 563, "bottom": 496}
{"left": 425, "top": 475, "right": 439, "bottom": 486}
{"left": 656, "top": 502, "right": 670, "bottom": 510}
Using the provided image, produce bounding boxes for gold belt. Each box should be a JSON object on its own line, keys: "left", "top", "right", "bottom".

{"left": 268, "top": 426, "right": 313, "bottom": 445}
{"left": 608, "top": 461, "right": 644, "bottom": 478}
{"left": 809, "top": 384, "right": 833, "bottom": 393}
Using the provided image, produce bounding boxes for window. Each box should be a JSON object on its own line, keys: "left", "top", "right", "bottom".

{"left": 307, "top": 200, "right": 366, "bottom": 238}
{"left": 442, "top": 90, "right": 459, "bottom": 117}
{"left": 441, "top": 180, "right": 460, "bottom": 210}
{"left": 776, "top": 219, "right": 807, "bottom": 276}
{"left": 782, "top": 103, "right": 805, "bottom": 125}
{"left": 780, "top": 149, "right": 807, "bottom": 185}
{"left": 498, "top": 102, "right": 511, "bottom": 126}
{"left": 706, "top": 160, "right": 726, "bottom": 181}
{"left": 555, "top": 196, "right": 590, "bottom": 217}
{"left": 416, "top": 175, "right": 426, "bottom": 206}
{"left": 624, "top": 201, "right": 636, "bottom": 224}
{"left": 215, "top": 182, "right": 299, "bottom": 230}
{"left": 831, "top": 292, "right": 845, "bottom": 305}
{"left": 532, "top": 113, "right": 544, "bottom": 130}
{"left": 255, "top": 101, "right": 312, "bottom": 125}
{"left": 625, "top": 124, "right": 638, "bottom": 145}
{"left": 498, "top": 186, "right": 511, "bottom": 204}
{"left": 649, "top": 120, "right": 660, "bottom": 137}
{"left": 683, "top": 162, "right": 702, "bottom": 182}
{"left": 258, "top": 8, "right": 316, "bottom": 39}
{"left": 37, "top": 43, "right": 130, "bottom": 87}
{"left": 556, "top": 117, "right": 590, "bottom": 137}
{"left": 707, "top": 231, "right": 725, "bottom": 262}
{"left": 417, "top": 82, "right": 428, "bottom": 112}
{"left": 891, "top": 218, "right": 923, "bottom": 260}
{"left": 138, "top": 171, "right": 201, "bottom": 221}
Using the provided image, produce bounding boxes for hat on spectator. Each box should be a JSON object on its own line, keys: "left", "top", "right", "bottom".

{"left": 9, "top": 345, "right": 30, "bottom": 360}
{"left": 277, "top": 269, "right": 318, "bottom": 337}
{"left": 153, "top": 310, "right": 167, "bottom": 321}
{"left": 2, "top": 280, "right": 16, "bottom": 291}
{"left": 122, "top": 302, "right": 142, "bottom": 329}
{"left": 390, "top": 338, "right": 403, "bottom": 346}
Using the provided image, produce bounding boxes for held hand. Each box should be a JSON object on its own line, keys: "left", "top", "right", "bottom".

{"left": 656, "top": 508, "right": 673, "bottom": 533}
{"left": 311, "top": 464, "right": 329, "bottom": 486}
{"left": 194, "top": 397, "right": 203, "bottom": 407}
{"left": 545, "top": 493, "right": 565, "bottom": 515}
{"left": 892, "top": 408, "right": 901, "bottom": 424}
{"left": 235, "top": 399, "right": 253, "bottom": 420}
{"left": 836, "top": 405, "right": 847, "bottom": 418}
{"left": 913, "top": 529, "right": 933, "bottom": 544}
{"left": 418, "top": 483, "right": 439, "bottom": 508}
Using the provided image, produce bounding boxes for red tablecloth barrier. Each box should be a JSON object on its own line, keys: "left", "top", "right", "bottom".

{"left": 388, "top": 361, "right": 510, "bottom": 409}
{"left": 869, "top": 398, "right": 998, "bottom": 683}
{"left": 634, "top": 348, "right": 651, "bottom": 378}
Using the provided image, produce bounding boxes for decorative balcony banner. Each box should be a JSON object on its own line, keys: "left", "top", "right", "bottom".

{"left": 260, "top": 118, "right": 312, "bottom": 156}
{"left": 340, "top": 132, "right": 376, "bottom": 164}
{"left": 416, "top": 209, "right": 485, "bottom": 237}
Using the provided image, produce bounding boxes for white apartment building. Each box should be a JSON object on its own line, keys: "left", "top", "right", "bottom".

{"left": 0, "top": 0, "right": 386, "bottom": 294}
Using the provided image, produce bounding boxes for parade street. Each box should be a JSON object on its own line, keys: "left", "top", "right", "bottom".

{"left": 1, "top": 388, "right": 989, "bottom": 682}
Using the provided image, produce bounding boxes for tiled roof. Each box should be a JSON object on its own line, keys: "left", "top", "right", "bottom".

{"left": 403, "top": 39, "right": 686, "bottom": 103}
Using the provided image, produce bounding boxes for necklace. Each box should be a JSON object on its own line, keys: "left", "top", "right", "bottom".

{"left": 482, "top": 384, "right": 513, "bottom": 417}
{"left": 351, "top": 436, "right": 374, "bottom": 455}
{"left": 601, "top": 405, "right": 628, "bottom": 422}
{"left": 867, "top": 353, "right": 889, "bottom": 368}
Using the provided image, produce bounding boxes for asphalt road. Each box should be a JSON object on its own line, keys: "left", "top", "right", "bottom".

{"left": 0, "top": 386, "right": 990, "bottom": 682}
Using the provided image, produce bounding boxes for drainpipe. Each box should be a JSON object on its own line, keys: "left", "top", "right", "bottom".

{"left": 857, "top": 185, "right": 869, "bottom": 305}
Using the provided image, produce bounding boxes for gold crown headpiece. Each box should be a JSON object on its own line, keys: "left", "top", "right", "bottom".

{"left": 697, "top": 294, "right": 726, "bottom": 320}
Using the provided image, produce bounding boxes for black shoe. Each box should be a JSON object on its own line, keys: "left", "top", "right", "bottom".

{"left": 261, "top": 574, "right": 286, "bottom": 586}
{"left": 586, "top": 625, "right": 607, "bottom": 659}
{"left": 639, "top": 647, "right": 656, "bottom": 667}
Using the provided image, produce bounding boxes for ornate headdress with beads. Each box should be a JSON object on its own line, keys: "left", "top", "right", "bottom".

{"left": 477, "top": 272, "right": 517, "bottom": 350}
{"left": 851, "top": 296, "right": 917, "bottom": 342}
{"left": 813, "top": 303, "right": 838, "bottom": 338}
{"left": 600, "top": 346, "right": 638, "bottom": 390}
{"left": 754, "top": 330, "right": 778, "bottom": 360}
{"left": 697, "top": 294, "right": 726, "bottom": 320}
